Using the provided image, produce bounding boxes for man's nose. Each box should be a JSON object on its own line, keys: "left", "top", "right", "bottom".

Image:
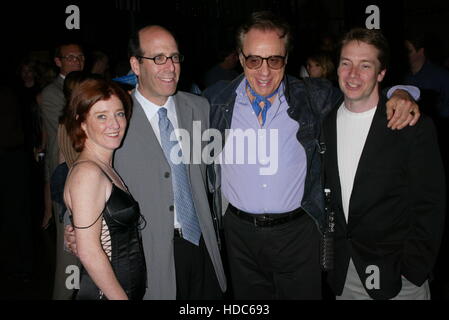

{"left": 165, "top": 57, "right": 176, "bottom": 71}
{"left": 349, "top": 66, "right": 358, "bottom": 77}
{"left": 259, "top": 60, "right": 270, "bottom": 75}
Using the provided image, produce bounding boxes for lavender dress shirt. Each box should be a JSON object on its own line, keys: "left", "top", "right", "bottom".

{"left": 221, "top": 79, "right": 307, "bottom": 214}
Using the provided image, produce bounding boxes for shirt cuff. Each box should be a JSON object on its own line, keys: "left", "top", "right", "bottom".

{"left": 387, "top": 85, "right": 421, "bottom": 101}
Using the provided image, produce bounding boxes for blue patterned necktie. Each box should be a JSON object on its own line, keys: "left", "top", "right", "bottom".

{"left": 158, "top": 107, "right": 201, "bottom": 246}
{"left": 247, "top": 81, "right": 279, "bottom": 126}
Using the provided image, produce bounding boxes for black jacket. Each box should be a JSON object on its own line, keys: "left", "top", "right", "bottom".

{"left": 323, "top": 95, "right": 446, "bottom": 299}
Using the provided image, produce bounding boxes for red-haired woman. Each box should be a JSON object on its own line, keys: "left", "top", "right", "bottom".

{"left": 63, "top": 78, "right": 146, "bottom": 300}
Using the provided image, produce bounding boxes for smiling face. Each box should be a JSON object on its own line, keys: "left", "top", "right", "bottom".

{"left": 81, "top": 95, "right": 127, "bottom": 152}
{"left": 338, "top": 40, "right": 386, "bottom": 111}
{"left": 130, "top": 26, "right": 180, "bottom": 106}
{"left": 240, "top": 28, "right": 287, "bottom": 96}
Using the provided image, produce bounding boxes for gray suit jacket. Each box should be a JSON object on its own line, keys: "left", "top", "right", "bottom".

{"left": 41, "top": 76, "right": 65, "bottom": 180}
{"left": 114, "top": 91, "right": 226, "bottom": 300}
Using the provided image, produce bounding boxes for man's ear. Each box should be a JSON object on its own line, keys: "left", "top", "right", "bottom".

{"left": 378, "top": 69, "right": 387, "bottom": 82}
{"left": 238, "top": 53, "right": 245, "bottom": 69}
{"left": 130, "top": 57, "right": 140, "bottom": 76}
{"left": 54, "top": 57, "right": 62, "bottom": 69}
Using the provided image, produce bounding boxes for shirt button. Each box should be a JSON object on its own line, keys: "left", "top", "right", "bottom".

{"left": 169, "top": 205, "right": 174, "bottom": 212}
{"left": 164, "top": 172, "right": 170, "bottom": 178}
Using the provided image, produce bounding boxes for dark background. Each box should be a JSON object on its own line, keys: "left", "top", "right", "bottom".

{"left": 1, "top": 0, "right": 449, "bottom": 88}
{"left": 1, "top": 0, "right": 449, "bottom": 300}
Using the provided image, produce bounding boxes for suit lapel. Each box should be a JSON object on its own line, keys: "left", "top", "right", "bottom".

{"left": 56, "top": 76, "right": 64, "bottom": 90}
{"left": 174, "top": 93, "right": 194, "bottom": 140}
{"left": 130, "top": 95, "right": 168, "bottom": 166}
{"left": 347, "top": 97, "right": 389, "bottom": 230}
{"left": 173, "top": 93, "right": 194, "bottom": 180}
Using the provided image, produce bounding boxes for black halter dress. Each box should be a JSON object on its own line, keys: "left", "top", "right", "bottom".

{"left": 70, "top": 164, "right": 147, "bottom": 300}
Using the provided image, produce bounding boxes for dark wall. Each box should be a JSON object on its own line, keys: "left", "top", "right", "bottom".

{"left": 1, "top": 0, "right": 448, "bottom": 87}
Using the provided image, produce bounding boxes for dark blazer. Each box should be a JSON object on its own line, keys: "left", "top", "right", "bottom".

{"left": 323, "top": 95, "right": 446, "bottom": 300}
{"left": 41, "top": 76, "right": 65, "bottom": 179}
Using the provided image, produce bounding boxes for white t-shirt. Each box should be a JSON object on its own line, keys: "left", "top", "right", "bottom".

{"left": 337, "top": 103, "right": 376, "bottom": 223}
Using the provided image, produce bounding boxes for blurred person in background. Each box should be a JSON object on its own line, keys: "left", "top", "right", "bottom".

{"left": 40, "top": 41, "right": 85, "bottom": 299}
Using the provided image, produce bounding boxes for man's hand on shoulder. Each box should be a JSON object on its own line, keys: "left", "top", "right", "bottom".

{"left": 386, "top": 89, "right": 420, "bottom": 130}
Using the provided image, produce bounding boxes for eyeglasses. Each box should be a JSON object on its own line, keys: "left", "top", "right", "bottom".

{"left": 136, "top": 54, "right": 185, "bottom": 65}
{"left": 59, "top": 54, "right": 85, "bottom": 63}
{"left": 240, "top": 51, "right": 286, "bottom": 70}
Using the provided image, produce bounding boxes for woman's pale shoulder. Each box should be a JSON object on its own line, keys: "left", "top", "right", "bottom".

{"left": 68, "top": 161, "right": 109, "bottom": 189}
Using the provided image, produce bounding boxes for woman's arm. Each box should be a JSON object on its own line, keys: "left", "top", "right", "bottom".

{"left": 65, "top": 162, "right": 128, "bottom": 300}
